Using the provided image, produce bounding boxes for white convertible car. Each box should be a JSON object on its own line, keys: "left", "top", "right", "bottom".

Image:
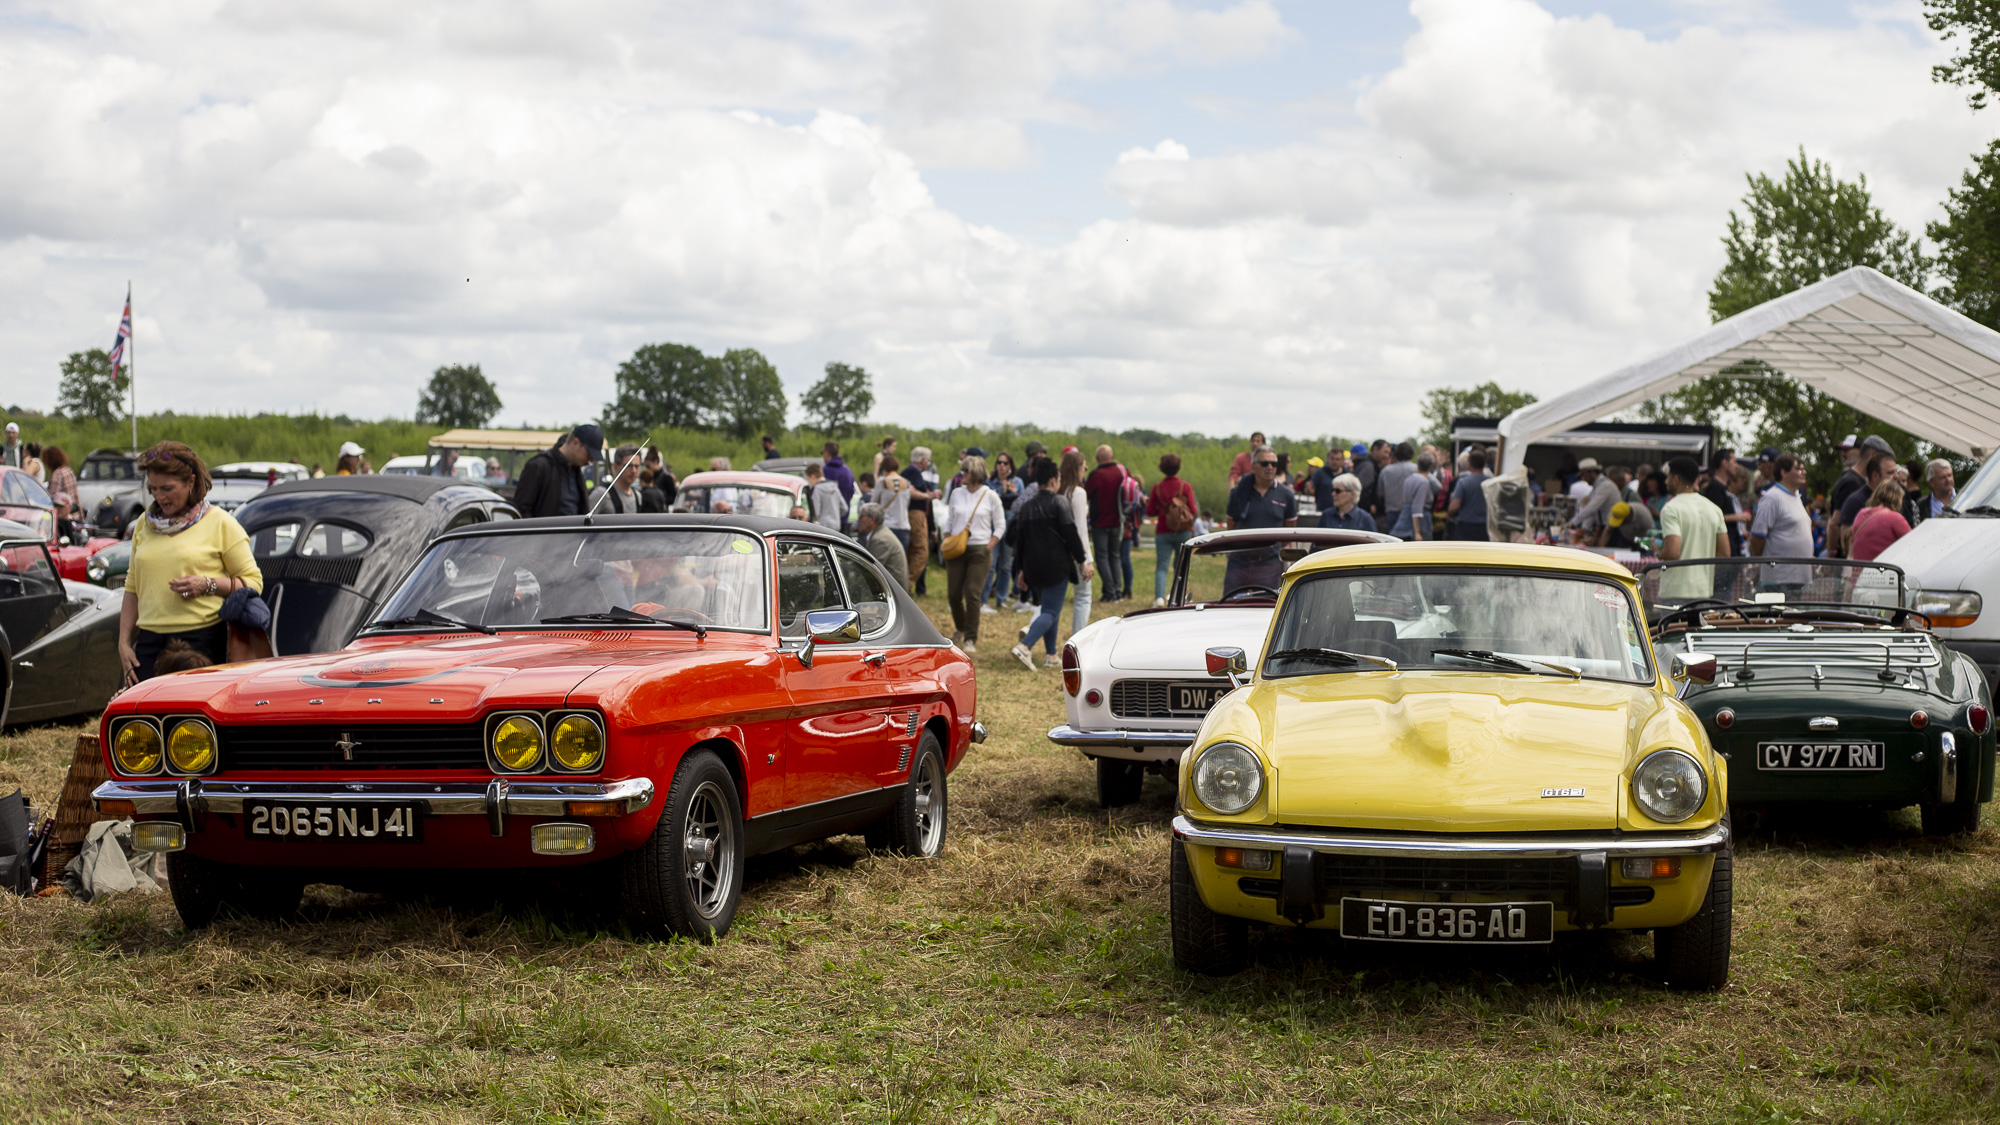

{"left": 1050, "top": 527, "right": 1394, "bottom": 806}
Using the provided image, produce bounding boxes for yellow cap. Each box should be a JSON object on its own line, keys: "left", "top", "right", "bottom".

{"left": 1609, "top": 501, "right": 1631, "bottom": 527}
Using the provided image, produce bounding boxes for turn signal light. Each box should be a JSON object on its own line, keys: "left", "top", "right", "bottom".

{"left": 97, "top": 799, "right": 136, "bottom": 816}
{"left": 1713, "top": 708, "right": 1735, "bottom": 729}
{"left": 1215, "top": 847, "right": 1274, "bottom": 871}
{"left": 565, "top": 800, "right": 623, "bottom": 817}
{"left": 1911, "top": 710, "right": 1930, "bottom": 730}
{"left": 1061, "top": 644, "right": 1081, "bottom": 697}
{"left": 1620, "top": 857, "right": 1681, "bottom": 880}
{"left": 1971, "top": 705, "right": 1990, "bottom": 734}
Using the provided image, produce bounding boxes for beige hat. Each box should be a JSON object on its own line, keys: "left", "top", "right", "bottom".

{"left": 1577, "top": 457, "right": 1601, "bottom": 472}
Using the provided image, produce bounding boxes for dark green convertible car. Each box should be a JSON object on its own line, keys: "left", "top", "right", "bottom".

{"left": 1645, "top": 558, "right": 1992, "bottom": 835}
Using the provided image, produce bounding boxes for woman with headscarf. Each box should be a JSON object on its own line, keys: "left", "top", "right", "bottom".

{"left": 116, "top": 441, "right": 264, "bottom": 683}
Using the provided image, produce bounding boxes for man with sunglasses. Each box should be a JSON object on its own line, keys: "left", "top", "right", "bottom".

{"left": 1223, "top": 445, "right": 1297, "bottom": 595}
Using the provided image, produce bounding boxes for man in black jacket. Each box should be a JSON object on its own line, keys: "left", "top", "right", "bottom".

{"left": 1005, "top": 458, "right": 1089, "bottom": 670}
{"left": 513, "top": 424, "right": 605, "bottom": 518}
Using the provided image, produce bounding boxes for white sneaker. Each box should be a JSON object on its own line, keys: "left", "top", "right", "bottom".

{"left": 980, "top": 604, "right": 997, "bottom": 615}
{"left": 1153, "top": 597, "right": 1166, "bottom": 608}
{"left": 1018, "top": 624, "right": 1031, "bottom": 645}
{"left": 1011, "top": 644, "right": 1036, "bottom": 670}
{"left": 1043, "top": 655, "right": 1062, "bottom": 669}
{"left": 1013, "top": 601, "right": 1033, "bottom": 613}
{"left": 962, "top": 642, "right": 977, "bottom": 655}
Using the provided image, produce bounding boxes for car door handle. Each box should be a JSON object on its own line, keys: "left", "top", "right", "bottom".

{"left": 862, "top": 651, "right": 887, "bottom": 667}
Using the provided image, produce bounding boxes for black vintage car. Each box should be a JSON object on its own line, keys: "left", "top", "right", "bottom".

{"left": 231, "top": 476, "right": 517, "bottom": 656}
{"left": 1645, "top": 558, "right": 1994, "bottom": 835}
{"left": 80, "top": 448, "right": 147, "bottom": 538}
{"left": 1, "top": 528, "right": 123, "bottom": 727}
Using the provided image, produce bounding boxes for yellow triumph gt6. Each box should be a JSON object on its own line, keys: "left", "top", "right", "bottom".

{"left": 1171, "top": 543, "right": 1732, "bottom": 990}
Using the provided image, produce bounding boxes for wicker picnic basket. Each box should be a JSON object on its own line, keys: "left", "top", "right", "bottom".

{"left": 42, "top": 734, "right": 112, "bottom": 887}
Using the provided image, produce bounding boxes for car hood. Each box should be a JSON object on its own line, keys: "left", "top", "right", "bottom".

{"left": 1106, "top": 607, "right": 1271, "bottom": 671}
{"left": 111, "top": 631, "right": 728, "bottom": 721}
{"left": 1223, "top": 673, "right": 1678, "bottom": 832}
{"left": 1876, "top": 518, "right": 1994, "bottom": 590}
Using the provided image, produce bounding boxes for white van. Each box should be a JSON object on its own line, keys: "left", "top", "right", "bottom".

{"left": 1875, "top": 453, "right": 2000, "bottom": 688}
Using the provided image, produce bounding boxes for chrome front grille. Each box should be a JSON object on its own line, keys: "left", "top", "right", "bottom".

{"left": 220, "top": 723, "right": 488, "bottom": 771}
{"left": 1110, "top": 680, "right": 1173, "bottom": 719}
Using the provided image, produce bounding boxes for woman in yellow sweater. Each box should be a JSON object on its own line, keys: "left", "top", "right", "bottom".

{"left": 117, "top": 442, "right": 264, "bottom": 684}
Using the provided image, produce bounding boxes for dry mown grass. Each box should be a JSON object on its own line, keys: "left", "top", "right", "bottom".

{"left": 2, "top": 550, "right": 1997, "bottom": 1123}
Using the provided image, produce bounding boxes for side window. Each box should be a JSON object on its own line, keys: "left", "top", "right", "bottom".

{"left": 445, "top": 509, "right": 486, "bottom": 531}
{"left": 249, "top": 521, "right": 302, "bottom": 557}
{"left": 776, "top": 541, "right": 844, "bottom": 637}
{"left": 0, "top": 544, "right": 61, "bottom": 598}
{"left": 299, "top": 523, "right": 372, "bottom": 557}
{"left": 834, "top": 550, "right": 894, "bottom": 635}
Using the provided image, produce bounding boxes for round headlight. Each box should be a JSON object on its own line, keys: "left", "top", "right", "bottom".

{"left": 114, "top": 721, "right": 163, "bottom": 774}
{"left": 86, "top": 558, "right": 106, "bottom": 581}
{"left": 167, "top": 720, "right": 216, "bottom": 774}
{"left": 1192, "top": 742, "right": 1264, "bottom": 815}
{"left": 1632, "top": 749, "right": 1707, "bottom": 823}
{"left": 550, "top": 714, "right": 604, "bottom": 772}
{"left": 492, "top": 715, "right": 544, "bottom": 772}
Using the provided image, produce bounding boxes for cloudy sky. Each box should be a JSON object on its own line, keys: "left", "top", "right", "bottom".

{"left": 1, "top": 0, "right": 1990, "bottom": 439}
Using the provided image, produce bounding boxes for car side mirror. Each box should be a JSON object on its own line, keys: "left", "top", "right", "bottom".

{"left": 796, "top": 608, "right": 861, "bottom": 668}
{"left": 1672, "top": 652, "right": 1716, "bottom": 685}
{"left": 1206, "top": 646, "right": 1248, "bottom": 689}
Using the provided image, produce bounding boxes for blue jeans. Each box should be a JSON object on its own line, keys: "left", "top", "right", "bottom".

{"left": 1119, "top": 537, "right": 1134, "bottom": 599}
{"left": 1023, "top": 581, "right": 1070, "bottom": 653}
{"left": 983, "top": 536, "right": 1015, "bottom": 604}
{"left": 1153, "top": 530, "right": 1194, "bottom": 599}
{"left": 890, "top": 527, "right": 910, "bottom": 550}
{"left": 1091, "top": 526, "right": 1123, "bottom": 600}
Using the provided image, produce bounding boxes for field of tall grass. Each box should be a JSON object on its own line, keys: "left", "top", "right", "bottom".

{"left": 2, "top": 411, "right": 1365, "bottom": 516}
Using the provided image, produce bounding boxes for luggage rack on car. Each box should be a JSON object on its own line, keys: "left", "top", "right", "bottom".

{"left": 1684, "top": 633, "right": 1938, "bottom": 682}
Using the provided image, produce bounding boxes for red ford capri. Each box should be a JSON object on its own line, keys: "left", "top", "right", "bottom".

{"left": 93, "top": 514, "right": 982, "bottom": 940}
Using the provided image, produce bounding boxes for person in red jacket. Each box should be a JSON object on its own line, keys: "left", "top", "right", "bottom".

{"left": 1083, "top": 446, "right": 1130, "bottom": 601}
{"left": 1146, "top": 453, "right": 1200, "bottom": 606}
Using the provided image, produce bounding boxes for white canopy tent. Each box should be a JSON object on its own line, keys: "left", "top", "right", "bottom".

{"left": 1496, "top": 267, "right": 2000, "bottom": 473}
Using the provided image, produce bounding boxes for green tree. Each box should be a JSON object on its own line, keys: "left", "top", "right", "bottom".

{"left": 1633, "top": 151, "right": 1932, "bottom": 489}
{"left": 57, "top": 349, "right": 125, "bottom": 424}
{"left": 414, "top": 363, "right": 503, "bottom": 428}
{"left": 710, "top": 348, "right": 787, "bottom": 440}
{"left": 1928, "top": 140, "right": 2000, "bottom": 329}
{"left": 603, "top": 343, "right": 718, "bottom": 434}
{"left": 1925, "top": 0, "right": 2000, "bottom": 108}
{"left": 1419, "top": 382, "right": 1538, "bottom": 448}
{"left": 800, "top": 362, "right": 875, "bottom": 436}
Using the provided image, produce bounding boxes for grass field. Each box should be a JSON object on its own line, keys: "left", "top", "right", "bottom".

{"left": 2, "top": 549, "right": 1997, "bottom": 1124}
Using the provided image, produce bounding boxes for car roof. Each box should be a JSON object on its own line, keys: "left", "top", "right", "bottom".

{"left": 1186, "top": 527, "right": 1397, "bottom": 552}
{"left": 1289, "top": 541, "right": 1639, "bottom": 583}
{"left": 260, "top": 474, "right": 486, "bottom": 503}
{"left": 442, "top": 511, "right": 855, "bottom": 545}
{"left": 678, "top": 471, "right": 808, "bottom": 491}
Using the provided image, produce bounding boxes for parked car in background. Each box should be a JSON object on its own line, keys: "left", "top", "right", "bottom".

{"left": 1171, "top": 543, "right": 1733, "bottom": 990}
{"left": 752, "top": 457, "right": 819, "bottom": 478}
{"left": 1051, "top": 527, "right": 1394, "bottom": 807}
{"left": 84, "top": 539, "right": 130, "bottom": 589}
{"left": 206, "top": 461, "right": 313, "bottom": 514}
{"left": 229, "top": 475, "right": 518, "bottom": 656}
{"left": 379, "top": 454, "right": 487, "bottom": 483}
{"left": 1, "top": 531, "right": 124, "bottom": 728}
{"left": 78, "top": 448, "right": 145, "bottom": 538}
{"left": 1643, "top": 557, "right": 1992, "bottom": 835}
{"left": 92, "top": 514, "right": 982, "bottom": 939}
{"left": 671, "top": 471, "right": 809, "bottom": 519}
{"left": 0, "top": 466, "right": 120, "bottom": 580}
{"left": 1876, "top": 451, "right": 2000, "bottom": 692}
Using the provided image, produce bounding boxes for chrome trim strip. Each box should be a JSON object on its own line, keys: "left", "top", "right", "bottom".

{"left": 93, "top": 776, "right": 655, "bottom": 819}
{"left": 1171, "top": 815, "right": 1730, "bottom": 859}
{"left": 1047, "top": 723, "right": 1195, "bottom": 748}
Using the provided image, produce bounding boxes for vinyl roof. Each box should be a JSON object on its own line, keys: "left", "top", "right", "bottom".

{"left": 1497, "top": 267, "right": 2000, "bottom": 472}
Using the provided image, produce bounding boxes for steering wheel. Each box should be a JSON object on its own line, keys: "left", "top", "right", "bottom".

{"left": 1221, "top": 585, "right": 1280, "bottom": 602}
{"left": 1652, "top": 598, "right": 1733, "bottom": 631}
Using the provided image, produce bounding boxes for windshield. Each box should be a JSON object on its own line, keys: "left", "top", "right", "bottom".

{"left": 372, "top": 530, "right": 770, "bottom": 633}
{"left": 1265, "top": 569, "right": 1653, "bottom": 682}
{"left": 674, "top": 484, "right": 796, "bottom": 519}
{"left": 79, "top": 459, "right": 136, "bottom": 481}
{"left": 1952, "top": 452, "right": 2000, "bottom": 512}
{"left": 1638, "top": 558, "right": 1904, "bottom": 620}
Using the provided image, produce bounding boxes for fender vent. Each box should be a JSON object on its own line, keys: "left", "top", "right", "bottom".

{"left": 905, "top": 711, "right": 920, "bottom": 737}
{"left": 898, "top": 745, "right": 912, "bottom": 772}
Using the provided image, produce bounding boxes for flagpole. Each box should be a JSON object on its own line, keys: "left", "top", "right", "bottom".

{"left": 127, "top": 281, "right": 136, "bottom": 453}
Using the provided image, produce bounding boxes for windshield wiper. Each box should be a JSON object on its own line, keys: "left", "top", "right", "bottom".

{"left": 1433, "top": 647, "right": 1581, "bottom": 679}
{"left": 1955, "top": 504, "right": 2000, "bottom": 517}
{"left": 365, "top": 607, "right": 497, "bottom": 635}
{"left": 540, "top": 606, "right": 707, "bottom": 638}
{"left": 1267, "top": 646, "right": 1398, "bottom": 670}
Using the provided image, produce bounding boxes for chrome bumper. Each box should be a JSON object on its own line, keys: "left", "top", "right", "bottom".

{"left": 1171, "top": 816, "right": 1730, "bottom": 859}
{"left": 94, "top": 776, "right": 655, "bottom": 821}
{"left": 1047, "top": 724, "right": 1195, "bottom": 749}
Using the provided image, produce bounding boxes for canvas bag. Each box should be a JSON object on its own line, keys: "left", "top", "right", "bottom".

{"left": 1161, "top": 479, "right": 1195, "bottom": 532}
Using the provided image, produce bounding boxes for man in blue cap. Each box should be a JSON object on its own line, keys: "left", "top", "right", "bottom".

{"left": 514, "top": 423, "right": 606, "bottom": 518}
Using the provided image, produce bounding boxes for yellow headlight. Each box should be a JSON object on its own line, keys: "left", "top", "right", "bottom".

{"left": 493, "top": 715, "right": 544, "bottom": 771}
{"left": 114, "top": 721, "right": 162, "bottom": 774}
{"left": 167, "top": 720, "right": 216, "bottom": 774}
{"left": 550, "top": 714, "right": 604, "bottom": 772}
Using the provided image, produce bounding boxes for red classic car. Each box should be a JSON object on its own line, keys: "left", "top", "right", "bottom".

{"left": 0, "top": 465, "right": 119, "bottom": 581}
{"left": 93, "top": 514, "right": 982, "bottom": 940}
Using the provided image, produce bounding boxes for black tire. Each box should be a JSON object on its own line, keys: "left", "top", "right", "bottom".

{"left": 869, "top": 733, "right": 948, "bottom": 857}
{"left": 164, "top": 852, "right": 303, "bottom": 928}
{"left": 621, "top": 751, "right": 744, "bottom": 942}
{"left": 1921, "top": 796, "right": 1981, "bottom": 836}
{"left": 1096, "top": 758, "right": 1145, "bottom": 808}
{"left": 1170, "top": 837, "right": 1248, "bottom": 976}
{"left": 1655, "top": 840, "right": 1732, "bottom": 991}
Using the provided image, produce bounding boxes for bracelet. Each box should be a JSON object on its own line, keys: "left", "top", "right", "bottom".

{"left": 206, "top": 575, "right": 219, "bottom": 597}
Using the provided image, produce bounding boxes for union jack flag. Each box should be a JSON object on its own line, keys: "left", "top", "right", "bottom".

{"left": 107, "top": 287, "right": 131, "bottom": 378}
